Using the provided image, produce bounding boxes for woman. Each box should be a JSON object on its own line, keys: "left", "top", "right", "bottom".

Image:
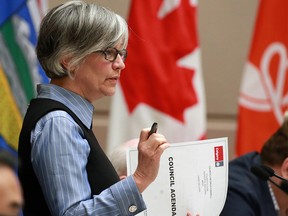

{"left": 18, "top": 1, "right": 169, "bottom": 215}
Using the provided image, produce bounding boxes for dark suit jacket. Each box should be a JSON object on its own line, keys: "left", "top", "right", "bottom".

{"left": 220, "top": 152, "right": 278, "bottom": 216}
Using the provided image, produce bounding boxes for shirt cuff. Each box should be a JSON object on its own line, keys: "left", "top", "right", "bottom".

{"left": 110, "top": 175, "right": 146, "bottom": 215}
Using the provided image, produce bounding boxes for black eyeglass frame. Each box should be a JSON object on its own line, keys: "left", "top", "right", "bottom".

{"left": 96, "top": 47, "right": 128, "bottom": 62}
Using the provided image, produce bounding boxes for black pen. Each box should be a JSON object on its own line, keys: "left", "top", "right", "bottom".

{"left": 148, "top": 122, "right": 158, "bottom": 137}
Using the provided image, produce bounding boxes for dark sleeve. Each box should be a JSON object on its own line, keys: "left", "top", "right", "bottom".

{"left": 220, "top": 154, "right": 261, "bottom": 216}
{"left": 220, "top": 184, "right": 259, "bottom": 216}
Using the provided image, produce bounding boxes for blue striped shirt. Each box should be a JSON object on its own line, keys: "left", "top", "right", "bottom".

{"left": 30, "top": 84, "right": 146, "bottom": 216}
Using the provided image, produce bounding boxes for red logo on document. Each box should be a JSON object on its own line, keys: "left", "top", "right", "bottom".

{"left": 214, "top": 146, "right": 224, "bottom": 167}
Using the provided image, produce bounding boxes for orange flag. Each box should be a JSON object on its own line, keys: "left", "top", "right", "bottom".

{"left": 107, "top": 0, "right": 206, "bottom": 152}
{"left": 236, "top": 0, "right": 288, "bottom": 156}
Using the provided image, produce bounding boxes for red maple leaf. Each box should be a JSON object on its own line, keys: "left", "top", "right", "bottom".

{"left": 120, "top": 0, "right": 199, "bottom": 122}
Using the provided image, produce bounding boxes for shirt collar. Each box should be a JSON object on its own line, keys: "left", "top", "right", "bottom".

{"left": 268, "top": 181, "right": 280, "bottom": 212}
{"left": 36, "top": 84, "right": 94, "bottom": 129}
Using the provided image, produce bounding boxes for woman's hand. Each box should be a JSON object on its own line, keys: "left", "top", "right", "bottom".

{"left": 132, "top": 128, "right": 169, "bottom": 192}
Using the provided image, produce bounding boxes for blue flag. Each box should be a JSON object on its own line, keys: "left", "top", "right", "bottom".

{"left": 0, "top": 0, "right": 48, "bottom": 154}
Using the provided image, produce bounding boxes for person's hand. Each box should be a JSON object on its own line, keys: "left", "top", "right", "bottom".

{"left": 132, "top": 128, "right": 169, "bottom": 193}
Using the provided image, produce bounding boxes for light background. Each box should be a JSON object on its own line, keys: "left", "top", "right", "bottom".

{"left": 49, "top": 0, "right": 259, "bottom": 159}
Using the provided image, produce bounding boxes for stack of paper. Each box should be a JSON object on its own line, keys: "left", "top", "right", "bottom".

{"left": 127, "top": 137, "right": 228, "bottom": 216}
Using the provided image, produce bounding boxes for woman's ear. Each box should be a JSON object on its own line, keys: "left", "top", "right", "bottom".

{"left": 280, "top": 157, "right": 288, "bottom": 179}
{"left": 61, "top": 56, "right": 77, "bottom": 78}
{"left": 60, "top": 56, "right": 71, "bottom": 71}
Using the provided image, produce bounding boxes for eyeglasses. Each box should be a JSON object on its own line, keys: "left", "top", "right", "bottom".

{"left": 96, "top": 47, "right": 128, "bottom": 62}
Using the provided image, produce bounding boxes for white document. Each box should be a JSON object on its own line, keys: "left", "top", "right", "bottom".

{"left": 127, "top": 137, "right": 228, "bottom": 216}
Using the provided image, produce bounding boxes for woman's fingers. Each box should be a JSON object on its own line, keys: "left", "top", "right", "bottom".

{"left": 133, "top": 128, "right": 169, "bottom": 192}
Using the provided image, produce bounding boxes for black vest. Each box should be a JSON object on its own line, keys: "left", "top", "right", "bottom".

{"left": 18, "top": 98, "right": 120, "bottom": 216}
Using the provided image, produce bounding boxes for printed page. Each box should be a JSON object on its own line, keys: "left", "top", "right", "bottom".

{"left": 127, "top": 137, "right": 228, "bottom": 216}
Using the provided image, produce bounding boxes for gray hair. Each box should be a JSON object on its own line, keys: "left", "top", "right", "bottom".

{"left": 36, "top": 0, "right": 129, "bottom": 78}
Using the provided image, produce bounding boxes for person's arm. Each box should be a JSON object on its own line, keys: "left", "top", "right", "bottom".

{"left": 31, "top": 111, "right": 146, "bottom": 216}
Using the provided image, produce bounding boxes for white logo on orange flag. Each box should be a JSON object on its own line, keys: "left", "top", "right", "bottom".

{"left": 236, "top": 0, "right": 288, "bottom": 156}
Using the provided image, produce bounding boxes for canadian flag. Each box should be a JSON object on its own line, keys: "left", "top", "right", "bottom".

{"left": 236, "top": 0, "right": 288, "bottom": 156}
{"left": 107, "top": 0, "right": 206, "bottom": 152}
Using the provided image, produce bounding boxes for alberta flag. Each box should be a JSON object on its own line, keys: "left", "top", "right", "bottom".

{"left": 236, "top": 0, "right": 288, "bottom": 156}
{"left": 108, "top": 0, "right": 206, "bottom": 152}
{"left": 0, "top": 0, "right": 48, "bottom": 155}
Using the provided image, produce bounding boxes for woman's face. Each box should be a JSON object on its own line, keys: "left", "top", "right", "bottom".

{"left": 73, "top": 44, "right": 126, "bottom": 102}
